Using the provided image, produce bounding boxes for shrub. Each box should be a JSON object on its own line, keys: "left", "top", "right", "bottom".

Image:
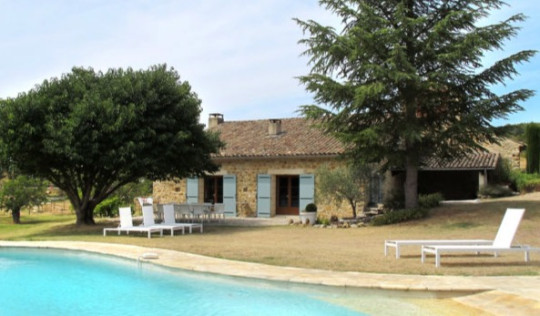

{"left": 94, "top": 196, "right": 122, "bottom": 218}
{"left": 372, "top": 207, "right": 429, "bottom": 226}
{"left": 317, "top": 217, "right": 330, "bottom": 225}
{"left": 304, "top": 203, "right": 317, "bottom": 212}
{"left": 491, "top": 157, "right": 513, "bottom": 184}
{"left": 418, "top": 193, "right": 444, "bottom": 208}
{"left": 478, "top": 185, "right": 514, "bottom": 198}
{"left": 383, "top": 189, "right": 404, "bottom": 210}
{"left": 510, "top": 171, "right": 540, "bottom": 193}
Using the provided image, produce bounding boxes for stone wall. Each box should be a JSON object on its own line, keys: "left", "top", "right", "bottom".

{"left": 153, "top": 179, "right": 187, "bottom": 205}
{"left": 153, "top": 156, "right": 357, "bottom": 220}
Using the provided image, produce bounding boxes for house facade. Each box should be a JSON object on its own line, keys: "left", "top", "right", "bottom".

{"left": 153, "top": 114, "right": 354, "bottom": 219}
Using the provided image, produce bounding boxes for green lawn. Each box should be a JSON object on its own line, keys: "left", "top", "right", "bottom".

{"left": 2, "top": 193, "right": 540, "bottom": 276}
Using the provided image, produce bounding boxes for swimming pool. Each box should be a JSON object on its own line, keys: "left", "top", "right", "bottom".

{"left": 0, "top": 248, "right": 475, "bottom": 315}
{"left": 0, "top": 248, "right": 366, "bottom": 315}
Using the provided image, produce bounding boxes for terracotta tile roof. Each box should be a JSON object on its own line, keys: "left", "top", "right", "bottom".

{"left": 421, "top": 152, "right": 499, "bottom": 171}
{"left": 209, "top": 117, "right": 345, "bottom": 158}
{"left": 208, "top": 115, "right": 503, "bottom": 170}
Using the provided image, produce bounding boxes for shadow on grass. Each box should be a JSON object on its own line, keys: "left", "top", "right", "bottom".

{"left": 442, "top": 222, "right": 481, "bottom": 229}
{"left": 18, "top": 219, "right": 71, "bottom": 225}
{"left": 21, "top": 219, "right": 277, "bottom": 240}
{"left": 399, "top": 253, "right": 503, "bottom": 260}
{"left": 1, "top": 214, "right": 73, "bottom": 226}
{"left": 425, "top": 260, "right": 540, "bottom": 269}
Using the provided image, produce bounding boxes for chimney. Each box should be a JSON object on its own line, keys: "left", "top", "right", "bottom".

{"left": 268, "top": 119, "right": 282, "bottom": 136}
{"left": 208, "top": 113, "right": 224, "bottom": 129}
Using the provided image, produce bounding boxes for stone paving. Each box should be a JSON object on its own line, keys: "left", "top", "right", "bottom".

{"left": 1, "top": 240, "right": 539, "bottom": 315}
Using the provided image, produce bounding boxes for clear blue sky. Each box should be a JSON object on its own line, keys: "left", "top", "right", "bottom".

{"left": 1, "top": 0, "right": 538, "bottom": 126}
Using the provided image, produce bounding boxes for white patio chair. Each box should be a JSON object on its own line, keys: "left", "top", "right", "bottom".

{"left": 191, "top": 203, "right": 212, "bottom": 223}
{"left": 212, "top": 203, "right": 225, "bottom": 222}
{"left": 174, "top": 203, "right": 193, "bottom": 221}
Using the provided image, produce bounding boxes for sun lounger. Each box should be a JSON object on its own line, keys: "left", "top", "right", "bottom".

{"left": 142, "top": 205, "right": 186, "bottom": 236}
{"left": 384, "top": 208, "right": 523, "bottom": 258}
{"left": 422, "top": 243, "right": 539, "bottom": 267}
{"left": 421, "top": 208, "right": 540, "bottom": 267}
{"left": 103, "top": 207, "right": 163, "bottom": 238}
{"left": 385, "top": 239, "right": 492, "bottom": 258}
{"left": 163, "top": 204, "right": 203, "bottom": 233}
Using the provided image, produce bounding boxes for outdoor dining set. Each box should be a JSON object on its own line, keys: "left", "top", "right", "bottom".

{"left": 154, "top": 203, "right": 226, "bottom": 223}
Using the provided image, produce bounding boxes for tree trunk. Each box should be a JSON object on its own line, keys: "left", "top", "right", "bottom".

{"left": 75, "top": 205, "right": 97, "bottom": 225}
{"left": 348, "top": 199, "right": 357, "bottom": 218}
{"left": 12, "top": 208, "right": 21, "bottom": 224}
{"left": 65, "top": 190, "right": 98, "bottom": 225}
{"left": 404, "top": 155, "right": 419, "bottom": 209}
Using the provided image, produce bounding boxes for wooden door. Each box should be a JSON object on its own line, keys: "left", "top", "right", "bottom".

{"left": 276, "top": 175, "right": 299, "bottom": 215}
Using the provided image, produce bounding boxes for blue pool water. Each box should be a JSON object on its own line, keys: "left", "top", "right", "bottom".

{"left": 0, "top": 248, "right": 364, "bottom": 316}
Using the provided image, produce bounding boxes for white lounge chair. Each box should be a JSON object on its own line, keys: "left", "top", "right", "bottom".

{"left": 384, "top": 208, "right": 521, "bottom": 258}
{"left": 103, "top": 207, "right": 163, "bottom": 238}
{"left": 421, "top": 208, "right": 540, "bottom": 267}
{"left": 142, "top": 205, "right": 186, "bottom": 236}
{"left": 163, "top": 204, "right": 203, "bottom": 233}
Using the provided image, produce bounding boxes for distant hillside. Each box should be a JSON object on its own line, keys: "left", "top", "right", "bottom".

{"left": 499, "top": 123, "right": 535, "bottom": 143}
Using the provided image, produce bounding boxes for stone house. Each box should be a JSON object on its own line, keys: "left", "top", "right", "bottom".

{"left": 153, "top": 114, "right": 354, "bottom": 219}
{"left": 153, "top": 113, "right": 521, "bottom": 217}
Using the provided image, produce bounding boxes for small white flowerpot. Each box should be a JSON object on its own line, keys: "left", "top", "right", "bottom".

{"left": 299, "top": 212, "right": 317, "bottom": 225}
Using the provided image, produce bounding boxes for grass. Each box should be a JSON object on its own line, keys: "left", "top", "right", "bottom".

{"left": 2, "top": 193, "right": 540, "bottom": 276}
{"left": 442, "top": 222, "right": 480, "bottom": 229}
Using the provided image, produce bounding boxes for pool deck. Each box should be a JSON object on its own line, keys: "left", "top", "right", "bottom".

{"left": 1, "top": 240, "right": 539, "bottom": 315}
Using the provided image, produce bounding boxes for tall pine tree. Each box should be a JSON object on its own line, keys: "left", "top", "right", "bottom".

{"left": 296, "top": 0, "right": 536, "bottom": 208}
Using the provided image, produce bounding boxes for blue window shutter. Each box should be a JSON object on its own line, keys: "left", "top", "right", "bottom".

{"left": 257, "top": 174, "right": 271, "bottom": 218}
{"left": 299, "top": 174, "right": 315, "bottom": 212}
{"left": 223, "top": 175, "right": 237, "bottom": 217}
{"left": 186, "top": 177, "right": 198, "bottom": 203}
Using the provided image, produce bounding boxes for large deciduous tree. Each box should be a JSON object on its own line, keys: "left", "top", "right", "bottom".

{"left": 296, "top": 0, "right": 535, "bottom": 208}
{"left": 0, "top": 65, "right": 222, "bottom": 225}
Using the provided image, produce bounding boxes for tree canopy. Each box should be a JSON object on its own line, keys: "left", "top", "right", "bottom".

{"left": 526, "top": 123, "right": 540, "bottom": 174}
{"left": 0, "top": 175, "right": 47, "bottom": 224}
{"left": 296, "top": 0, "right": 536, "bottom": 208}
{"left": 316, "top": 163, "right": 373, "bottom": 218}
{"left": 0, "top": 65, "right": 222, "bottom": 225}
